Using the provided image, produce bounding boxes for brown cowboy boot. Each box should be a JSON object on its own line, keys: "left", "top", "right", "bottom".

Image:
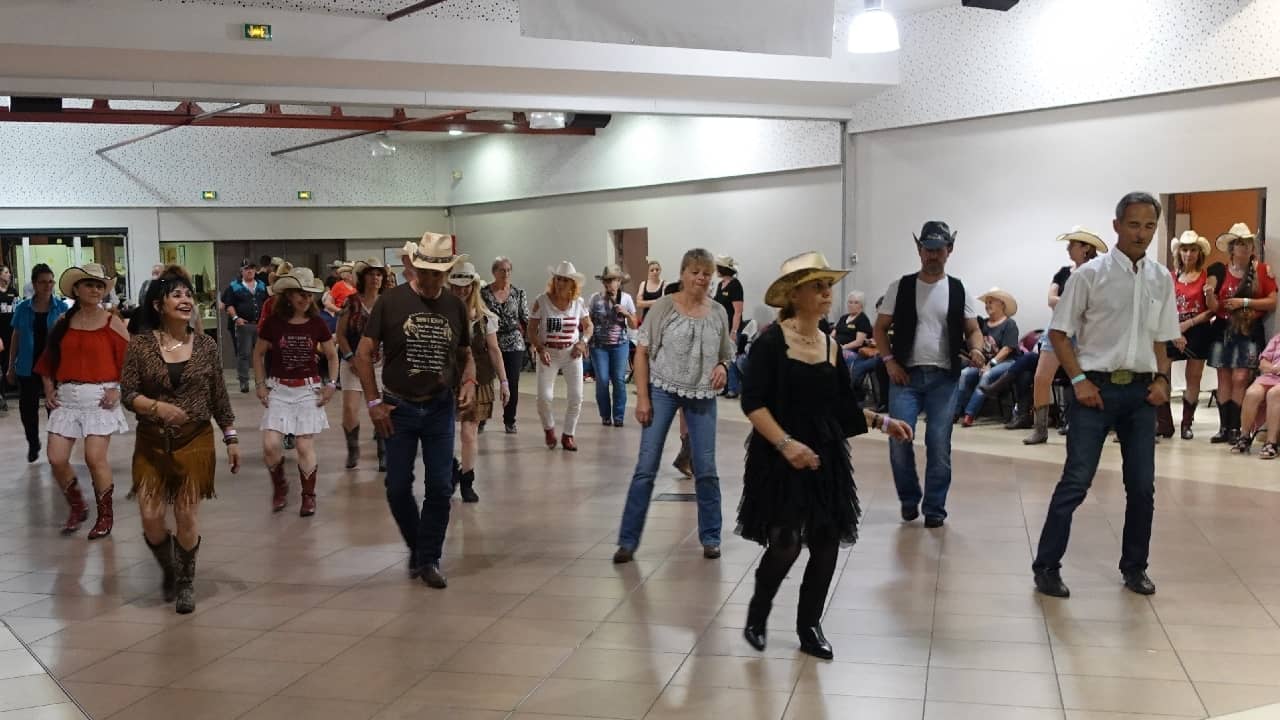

{"left": 1023, "top": 406, "right": 1050, "bottom": 445}
{"left": 145, "top": 533, "right": 177, "bottom": 603}
{"left": 299, "top": 466, "right": 317, "bottom": 517}
{"left": 269, "top": 461, "right": 288, "bottom": 512}
{"left": 60, "top": 478, "right": 89, "bottom": 535}
{"left": 87, "top": 485, "right": 114, "bottom": 540}
{"left": 1155, "top": 401, "right": 1174, "bottom": 439}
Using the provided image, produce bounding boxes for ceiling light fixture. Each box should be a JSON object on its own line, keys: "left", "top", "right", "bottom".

{"left": 848, "top": 0, "right": 900, "bottom": 54}
{"left": 528, "top": 111, "right": 568, "bottom": 130}
{"left": 448, "top": 129, "right": 463, "bottom": 136}
{"left": 369, "top": 132, "right": 398, "bottom": 158}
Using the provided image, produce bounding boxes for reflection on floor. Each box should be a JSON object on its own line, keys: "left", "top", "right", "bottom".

{"left": 0, "top": 376, "right": 1278, "bottom": 719}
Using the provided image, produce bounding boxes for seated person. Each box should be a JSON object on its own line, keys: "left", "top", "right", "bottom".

{"left": 1233, "top": 331, "right": 1280, "bottom": 458}
{"left": 952, "top": 288, "right": 1021, "bottom": 426}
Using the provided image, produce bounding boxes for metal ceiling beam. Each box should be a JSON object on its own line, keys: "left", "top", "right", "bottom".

{"left": 269, "top": 108, "right": 474, "bottom": 157}
{"left": 386, "top": 0, "right": 449, "bottom": 21}
{"left": 94, "top": 102, "right": 248, "bottom": 154}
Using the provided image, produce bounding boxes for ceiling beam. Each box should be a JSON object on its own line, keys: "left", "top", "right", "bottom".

{"left": 386, "top": 0, "right": 450, "bottom": 22}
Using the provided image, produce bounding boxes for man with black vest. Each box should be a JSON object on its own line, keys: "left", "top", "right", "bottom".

{"left": 873, "top": 221, "right": 983, "bottom": 528}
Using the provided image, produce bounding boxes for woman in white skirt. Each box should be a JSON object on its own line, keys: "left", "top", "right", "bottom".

{"left": 36, "top": 264, "right": 131, "bottom": 539}
{"left": 530, "top": 261, "right": 593, "bottom": 451}
{"left": 253, "top": 267, "right": 339, "bottom": 517}
{"left": 337, "top": 257, "right": 387, "bottom": 471}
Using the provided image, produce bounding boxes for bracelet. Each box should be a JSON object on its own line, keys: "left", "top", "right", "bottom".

{"left": 775, "top": 435, "right": 794, "bottom": 452}
{"left": 881, "top": 354, "right": 895, "bottom": 363}
{"left": 341, "top": 351, "right": 354, "bottom": 362}
{"left": 500, "top": 380, "right": 509, "bottom": 387}
{"left": 1245, "top": 298, "right": 1252, "bottom": 308}
{"left": 1154, "top": 373, "right": 1170, "bottom": 385}
{"left": 223, "top": 429, "right": 238, "bottom": 438}
{"left": 462, "top": 378, "right": 478, "bottom": 387}
{"left": 1070, "top": 373, "right": 1087, "bottom": 385}
{"left": 223, "top": 436, "right": 239, "bottom": 445}
{"left": 367, "top": 398, "right": 383, "bottom": 409}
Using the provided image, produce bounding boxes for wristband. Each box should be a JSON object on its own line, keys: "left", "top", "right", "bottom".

{"left": 223, "top": 436, "right": 239, "bottom": 445}
{"left": 775, "top": 435, "right": 794, "bottom": 452}
{"left": 223, "top": 429, "right": 237, "bottom": 438}
{"left": 1070, "top": 373, "right": 1087, "bottom": 385}
{"left": 341, "top": 351, "right": 354, "bottom": 362}
{"left": 1245, "top": 298, "right": 1252, "bottom": 308}
{"left": 462, "top": 378, "right": 478, "bottom": 387}
{"left": 881, "top": 354, "right": 895, "bottom": 363}
{"left": 367, "top": 398, "right": 383, "bottom": 409}
{"left": 500, "top": 380, "right": 509, "bottom": 387}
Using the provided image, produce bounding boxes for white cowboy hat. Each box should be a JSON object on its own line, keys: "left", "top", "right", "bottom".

{"left": 404, "top": 232, "right": 467, "bottom": 272}
{"left": 764, "top": 252, "right": 850, "bottom": 308}
{"left": 58, "top": 263, "right": 112, "bottom": 299}
{"left": 266, "top": 262, "right": 294, "bottom": 296}
{"left": 595, "top": 264, "right": 630, "bottom": 282}
{"left": 715, "top": 255, "right": 740, "bottom": 274}
{"left": 271, "top": 266, "right": 325, "bottom": 295}
{"left": 978, "top": 287, "right": 1019, "bottom": 318}
{"left": 335, "top": 261, "right": 354, "bottom": 275}
{"left": 547, "top": 260, "right": 585, "bottom": 284}
{"left": 1216, "top": 222, "right": 1257, "bottom": 252}
{"left": 352, "top": 257, "right": 386, "bottom": 277}
{"left": 448, "top": 261, "right": 482, "bottom": 287}
{"left": 329, "top": 259, "right": 347, "bottom": 269}
{"left": 1171, "top": 230, "right": 1212, "bottom": 259}
{"left": 1056, "top": 226, "right": 1109, "bottom": 254}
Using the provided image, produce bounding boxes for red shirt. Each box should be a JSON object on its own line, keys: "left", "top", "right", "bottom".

{"left": 257, "top": 296, "right": 277, "bottom": 330}
{"left": 35, "top": 323, "right": 127, "bottom": 383}
{"left": 330, "top": 281, "right": 356, "bottom": 310}
{"left": 258, "top": 315, "right": 332, "bottom": 379}
{"left": 1215, "top": 261, "right": 1277, "bottom": 321}
{"left": 1172, "top": 270, "right": 1209, "bottom": 319}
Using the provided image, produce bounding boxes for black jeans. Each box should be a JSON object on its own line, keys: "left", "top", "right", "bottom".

{"left": 748, "top": 527, "right": 840, "bottom": 629}
{"left": 383, "top": 392, "right": 456, "bottom": 568}
{"left": 500, "top": 349, "right": 525, "bottom": 427}
{"left": 17, "top": 374, "right": 45, "bottom": 449}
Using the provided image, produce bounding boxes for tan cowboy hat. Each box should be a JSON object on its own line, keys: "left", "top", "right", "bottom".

{"left": 448, "top": 261, "right": 483, "bottom": 287}
{"left": 270, "top": 256, "right": 285, "bottom": 268}
{"left": 547, "top": 260, "right": 585, "bottom": 284}
{"left": 266, "top": 261, "right": 294, "bottom": 295}
{"left": 329, "top": 259, "right": 347, "bottom": 269}
{"left": 352, "top": 257, "right": 385, "bottom": 277}
{"left": 335, "top": 261, "right": 354, "bottom": 275}
{"left": 978, "top": 287, "right": 1018, "bottom": 317}
{"left": 715, "top": 255, "right": 739, "bottom": 274}
{"left": 1171, "top": 230, "right": 1212, "bottom": 259}
{"left": 764, "top": 252, "right": 850, "bottom": 308}
{"left": 1056, "top": 226, "right": 1108, "bottom": 254}
{"left": 1217, "top": 222, "right": 1257, "bottom": 252}
{"left": 271, "top": 266, "right": 325, "bottom": 295}
{"left": 404, "top": 232, "right": 467, "bottom": 272}
{"left": 595, "top": 264, "right": 630, "bottom": 282}
{"left": 58, "top": 263, "right": 112, "bottom": 299}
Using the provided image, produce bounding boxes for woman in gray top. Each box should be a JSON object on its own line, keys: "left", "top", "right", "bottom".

{"left": 481, "top": 256, "right": 529, "bottom": 433}
{"left": 614, "top": 248, "right": 733, "bottom": 564}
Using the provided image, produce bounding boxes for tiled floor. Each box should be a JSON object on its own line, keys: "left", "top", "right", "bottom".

{"left": 2, "top": 377, "right": 1280, "bottom": 719}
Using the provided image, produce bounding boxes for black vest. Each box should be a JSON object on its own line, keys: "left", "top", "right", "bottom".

{"left": 889, "top": 273, "right": 967, "bottom": 378}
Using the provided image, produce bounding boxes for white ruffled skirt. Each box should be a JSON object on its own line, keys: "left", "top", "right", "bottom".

{"left": 260, "top": 381, "right": 330, "bottom": 436}
{"left": 47, "top": 383, "right": 130, "bottom": 439}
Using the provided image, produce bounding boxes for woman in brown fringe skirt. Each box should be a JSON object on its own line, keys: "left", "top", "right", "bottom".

{"left": 447, "top": 262, "right": 509, "bottom": 503}
{"left": 121, "top": 266, "right": 240, "bottom": 614}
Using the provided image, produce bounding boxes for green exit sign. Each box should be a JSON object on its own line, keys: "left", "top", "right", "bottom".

{"left": 201, "top": 190, "right": 218, "bottom": 201}
{"left": 296, "top": 190, "right": 313, "bottom": 201}
{"left": 244, "top": 24, "right": 272, "bottom": 40}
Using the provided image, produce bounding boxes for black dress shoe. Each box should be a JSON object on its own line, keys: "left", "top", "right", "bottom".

{"left": 702, "top": 545, "right": 721, "bottom": 559}
{"left": 743, "top": 624, "right": 767, "bottom": 651}
{"left": 797, "top": 625, "right": 834, "bottom": 660}
{"left": 420, "top": 564, "right": 447, "bottom": 589}
{"left": 612, "top": 547, "right": 634, "bottom": 564}
{"left": 407, "top": 551, "right": 420, "bottom": 579}
{"left": 27, "top": 443, "right": 40, "bottom": 463}
{"left": 1122, "top": 571, "right": 1156, "bottom": 595}
{"left": 924, "top": 516, "right": 945, "bottom": 528}
{"left": 901, "top": 505, "right": 919, "bottom": 522}
{"left": 1034, "top": 569, "right": 1070, "bottom": 598}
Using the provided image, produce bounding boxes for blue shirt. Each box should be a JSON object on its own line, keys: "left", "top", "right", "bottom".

{"left": 11, "top": 297, "right": 69, "bottom": 376}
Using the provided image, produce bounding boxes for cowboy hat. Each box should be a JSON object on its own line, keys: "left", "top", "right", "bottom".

{"left": 1171, "top": 230, "right": 1212, "bottom": 259}
{"left": 271, "top": 266, "right": 325, "bottom": 295}
{"left": 1056, "top": 226, "right": 1108, "bottom": 253}
{"left": 1217, "top": 222, "right": 1257, "bottom": 252}
{"left": 715, "top": 255, "right": 739, "bottom": 274}
{"left": 404, "top": 232, "right": 467, "bottom": 272}
{"left": 448, "top": 261, "right": 482, "bottom": 287}
{"left": 329, "top": 259, "right": 347, "bottom": 269}
{"left": 270, "top": 257, "right": 285, "bottom": 268}
{"left": 764, "top": 252, "right": 850, "bottom": 308}
{"left": 58, "top": 263, "right": 112, "bottom": 299}
{"left": 595, "top": 264, "right": 630, "bottom": 282}
{"left": 335, "top": 261, "right": 354, "bottom": 275}
{"left": 352, "top": 257, "right": 386, "bottom": 277}
{"left": 266, "top": 262, "right": 294, "bottom": 295}
{"left": 914, "top": 221, "right": 956, "bottom": 250}
{"left": 547, "top": 260, "right": 585, "bottom": 284}
{"left": 978, "top": 287, "right": 1019, "bottom": 317}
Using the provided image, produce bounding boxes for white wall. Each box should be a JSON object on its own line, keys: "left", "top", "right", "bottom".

{"left": 450, "top": 167, "right": 842, "bottom": 330}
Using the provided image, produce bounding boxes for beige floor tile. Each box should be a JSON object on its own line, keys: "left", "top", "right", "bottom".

{"left": 933, "top": 613, "right": 1049, "bottom": 644}
{"left": 533, "top": 574, "right": 640, "bottom": 599}
{"left": 239, "top": 696, "right": 383, "bottom": 720}
{"left": 1048, "top": 618, "right": 1173, "bottom": 650}
{"left": 190, "top": 602, "right": 305, "bottom": 630}
{"left": 327, "top": 635, "right": 463, "bottom": 671}
{"left": 400, "top": 671, "right": 541, "bottom": 711}
{"left": 1195, "top": 682, "right": 1280, "bottom": 717}
{"left": 582, "top": 622, "right": 701, "bottom": 653}
{"left": 937, "top": 572, "right": 1040, "bottom": 596}
{"left": 0, "top": 648, "right": 45, "bottom": 680}
{"left": 929, "top": 638, "right": 1056, "bottom": 673}
{"left": 27, "top": 645, "right": 115, "bottom": 679}
{"left": 4, "top": 596, "right": 126, "bottom": 622}
{"left": 1059, "top": 676, "right": 1205, "bottom": 717}
{"left": 1152, "top": 599, "right": 1278, "bottom": 628}
{"left": 275, "top": 607, "right": 400, "bottom": 636}
{"left": 506, "top": 594, "right": 621, "bottom": 622}
{"left": 819, "top": 608, "right": 934, "bottom": 638}
{"left": 1039, "top": 594, "right": 1160, "bottom": 624}
{"left": 371, "top": 612, "right": 497, "bottom": 642}
{"left": 924, "top": 702, "right": 1066, "bottom": 720}
{"left": 170, "top": 656, "right": 318, "bottom": 695}
{"left": 1180, "top": 651, "right": 1280, "bottom": 686}
{"left": 442, "top": 641, "right": 572, "bottom": 677}
{"left": 516, "top": 677, "right": 662, "bottom": 719}
{"left": 59, "top": 681, "right": 155, "bottom": 718}
{"left": 926, "top": 667, "right": 1062, "bottom": 709}
{"left": 226, "top": 583, "right": 341, "bottom": 608}
{"left": 933, "top": 590, "right": 1045, "bottom": 619}
{"left": 796, "top": 661, "right": 927, "bottom": 699}
{"left": 1051, "top": 645, "right": 1187, "bottom": 681}
{"left": 669, "top": 654, "right": 803, "bottom": 692}
{"left": 226, "top": 630, "right": 360, "bottom": 663}
{"left": 692, "top": 626, "right": 809, "bottom": 660}
{"left": 0, "top": 675, "right": 69, "bottom": 712}
{"left": 1166, "top": 625, "right": 1280, "bottom": 655}
{"left": 0, "top": 702, "right": 89, "bottom": 719}
{"left": 415, "top": 590, "right": 526, "bottom": 617}
{"left": 474, "top": 617, "right": 599, "bottom": 647}
{"left": 278, "top": 658, "right": 432, "bottom": 702}
{"left": 644, "top": 684, "right": 790, "bottom": 720}
{"left": 1062, "top": 713, "right": 1197, "bottom": 720}
{"left": 124, "top": 624, "right": 262, "bottom": 660}
{"left": 2, "top": 619, "right": 72, "bottom": 646}
{"left": 0, "top": 593, "right": 61, "bottom": 616}
{"left": 552, "top": 647, "right": 686, "bottom": 684}
{"left": 31, "top": 621, "right": 162, "bottom": 651}
{"left": 100, "top": 688, "right": 266, "bottom": 720}
{"left": 66, "top": 651, "right": 211, "bottom": 687}
{"left": 372, "top": 698, "right": 506, "bottom": 720}
{"left": 782, "top": 694, "right": 923, "bottom": 720}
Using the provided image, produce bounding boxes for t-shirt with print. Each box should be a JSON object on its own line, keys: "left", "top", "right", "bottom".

{"left": 588, "top": 291, "right": 637, "bottom": 347}
{"left": 259, "top": 315, "right": 332, "bottom": 380}
{"left": 1213, "top": 262, "right": 1278, "bottom": 321}
{"left": 364, "top": 283, "right": 470, "bottom": 402}
{"left": 834, "top": 312, "right": 872, "bottom": 346}
{"left": 879, "top": 276, "right": 979, "bottom": 369}
{"left": 983, "top": 318, "right": 1021, "bottom": 359}
{"left": 531, "top": 294, "right": 587, "bottom": 347}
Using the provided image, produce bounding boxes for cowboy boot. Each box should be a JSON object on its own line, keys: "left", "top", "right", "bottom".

{"left": 299, "top": 466, "right": 317, "bottom": 517}
{"left": 1228, "top": 401, "right": 1243, "bottom": 445}
{"left": 451, "top": 457, "right": 461, "bottom": 496}
{"left": 344, "top": 426, "right": 360, "bottom": 469}
{"left": 1180, "top": 399, "right": 1197, "bottom": 440}
{"left": 87, "top": 485, "right": 114, "bottom": 540}
{"left": 1005, "top": 400, "right": 1033, "bottom": 430}
{"left": 672, "top": 434, "right": 693, "bottom": 477}
{"left": 1211, "top": 401, "right": 1232, "bottom": 443}
{"left": 459, "top": 469, "right": 479, "bottom": 503}
{"left": 1156, "top": 401, "right": 1174, "bottom": 439}
{"left": 145, "top": 533, "right": 177, "bottom": 603}
{"left": 269, "top": 461, "right": 288, "bottom": 512}
{"left": 375, "top": 433, "right": 386, "bottom": 472}
{"left": 60, "top": 478, "right": 89, "bottom": 535}
{"left": 1023, "top": 407, "right": 1050, "bottom": 445}
{"left": 174, "top": 537, "right": 200, "bottom": 614}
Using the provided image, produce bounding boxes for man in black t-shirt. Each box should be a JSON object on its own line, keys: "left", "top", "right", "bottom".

{"left": 220, "top": 261, "right": 268, "bottom": 393}
{"left": 357, "top": 232, "right": 475, "bottom": 590}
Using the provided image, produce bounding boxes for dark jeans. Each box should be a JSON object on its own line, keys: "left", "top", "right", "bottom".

{"left": 234, "top": 323, "right": 258, "bottom": 384}
{"left": 1033, "top": 378, "right": 1156, "bottom": 574}
{"left": 592, "top": 343, "right": 629, "bottom": 423}
{"left": 888, "top": 366, "right": 958, "bottom": 519}
{"left": 383, "top": 392, "right": 456, "bottom": 569}
{"left": 17, "top": 374, "right": 45, "bottom": 449}
{"left": 500, "top": 350, "right": 524, "bottom": 427}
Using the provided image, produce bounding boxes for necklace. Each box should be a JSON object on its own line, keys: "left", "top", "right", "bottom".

{"left": 158, "top": 330, "right": 188, "bottom": 352}
{"left": 784, "top": 320, "right": 821, "bottom": 346}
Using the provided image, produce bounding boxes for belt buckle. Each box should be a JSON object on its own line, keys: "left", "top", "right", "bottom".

{"left": 1110, "top": 370, "right": 1133, "bottom": 385}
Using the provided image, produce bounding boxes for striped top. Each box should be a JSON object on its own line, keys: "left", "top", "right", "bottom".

{"left": 531, "top": 294, "right": 586, "bottom": 346}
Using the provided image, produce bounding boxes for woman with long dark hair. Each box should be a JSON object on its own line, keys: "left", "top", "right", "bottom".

{"left": 1165, "top": 231, "right": 1217, "bottom": 439}
{"left": 337, "top": 258, "right": 387, "bottom": 470}
{"left": 121, "top": 266, "right": 239, "bottom": 613}
{"left": 37, "top": 264, "right": 130, "bottom": 538}
{"left": 7, "top": 264, "right": 67, "bottom": 462}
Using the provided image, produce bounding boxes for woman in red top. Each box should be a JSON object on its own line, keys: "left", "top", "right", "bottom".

{"left": 1164, "top": 232, "right": 1217, "bottom": 439}
{"left": 1208, "top": 223, "right": 1279, "bottom": 444}
{"left": 37, "top": 264, "right": 130, "bottom": 539}
{"left": 253, "top": 267, "right": 339, "bottom": 517}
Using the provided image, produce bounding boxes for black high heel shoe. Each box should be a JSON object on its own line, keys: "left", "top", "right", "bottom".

{"left": 797, "top": 625, "right": 834, "bottom": 660}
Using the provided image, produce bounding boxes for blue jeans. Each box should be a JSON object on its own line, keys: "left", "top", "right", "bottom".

{"left": 954, "top": 360, "right": 1014, "bottom": 417}
{"left": 1033, "top": 378, "right": 1156, "bottom": 574}
{"left": 592, "top": 344, "right": 629, "bottom": 423}
{"left": 617, "top": 387, "right": 721, "bottom": 550}
{"left": 888, "top": 366, "right": 958, "bottom": 519}
{"left": 383, "top": 392, "right": 456, "bottom": 569}
{"left": 850, "top": 355, "right": 882, "bottom": 389}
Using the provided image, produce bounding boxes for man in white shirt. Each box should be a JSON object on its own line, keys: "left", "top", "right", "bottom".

{"left": 1032, "top": 192, "right": 1181, "bottom": 599}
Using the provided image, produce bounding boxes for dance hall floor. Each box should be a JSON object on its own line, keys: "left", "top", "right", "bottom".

{"left": 1, "top": 375, "right": 1279, "bottom": 719}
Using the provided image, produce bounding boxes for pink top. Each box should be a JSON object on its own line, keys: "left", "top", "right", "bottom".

{"left": 1261, "top": 334, "right": 1280, "bottom": 369}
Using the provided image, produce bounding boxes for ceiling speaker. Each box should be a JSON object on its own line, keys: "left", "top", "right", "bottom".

{"left": 962, "top": 0, "right": 1019, "bottom": 10}
{"left": 567, "top": 114, "right": 612, "bottom": 129}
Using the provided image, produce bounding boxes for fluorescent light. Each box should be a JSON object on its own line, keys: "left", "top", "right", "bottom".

{"left": 848, "top": 0, "right": 899, "bottom": 54}
{"left": 528, "top": 111, "right": 567, "bottom": 130}
{"left": 448, "top": 129, "right": 463, "bottom": 136}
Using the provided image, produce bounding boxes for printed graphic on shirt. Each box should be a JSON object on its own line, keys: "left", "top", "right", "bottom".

{"left": 278, "top": 332, "right": 318, "bottom": 374}
{"left": 401, "top": 312, "right": 456, "bottom": 377}
{"left": 543, "top": 315, "right": 579, "bottom": 342}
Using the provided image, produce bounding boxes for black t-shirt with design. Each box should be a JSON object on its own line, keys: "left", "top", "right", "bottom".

{"left": 834, "top": 312, "right": 872, "bottom": 346}
{"left": 364, "top": 283, "right": 471, "bottom": 402}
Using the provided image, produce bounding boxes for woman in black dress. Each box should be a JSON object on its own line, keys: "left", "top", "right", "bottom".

{"left": 738, "top": 252, "right": 912, "bottom": 659}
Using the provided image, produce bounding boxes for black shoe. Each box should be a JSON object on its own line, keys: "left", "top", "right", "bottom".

{"left": 505, "top": 423, "right": 517, "bottom": 434}
{"left": 27, "top": 442, "right": 40, "bottom": 463}
{"left": 612, "top": 547, "right": 634, "bottom": 564}
{"left": 901, "top": 505, "right": 919, "bottom": 522}
{"left": 702, "top": 545, "right": 721, "bottom": 559}
{"left": 797, "top": 625, "right": 834, "bottom": 660}
{"left": 603, "top": 418, "right": 613, "bottom": 427}
{"left": 743, "top": 624, "right": 767, "bottom": 652}
{"left": 239, "top": 381, "right": 249, "bottom": 393}
{"left": 724, "top": 391, "right": 739, "bottom": 400}
{"left": 420, "top": 563, "right": 447, "bottom": 589}
{"left": 477, "top": 421, "right": 485, "bottom": 434}
{"left": 407, "top": 551, "right": 419, "bottom": 579}
{"left": 1034, "top": 569, "right": 1070, "bottom": 598}
{"left": 1122, "top": 571, "right": 1156, "bottom": 595}
{"left": 924, "top": 516, "right": 945, "bottom": 528}
{"left": 613, "top": 419, "right": 624, "bottom": 427}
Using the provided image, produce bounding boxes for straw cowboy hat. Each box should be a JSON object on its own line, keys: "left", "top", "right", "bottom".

{"left": 1217, "top": 222, "right": 1257, "bottom": 252}
{"left": 547, "top": 260, "right": 585, "bottom": 284}
{"left": 764, "top": 252, "right": 850, "bottom": 308}
{"left": 1056, "top": 226, "right": 1109, "bottom": 254}
{"left": 329, "top": 259, "right": 347, "bottom": 269}
{"left": 270, "top": 256, "right": 285, "bottom": 268}
{"left": 58, "top": 263, "right": 112, "bottom": 299}
{"left": 335, "top": 261, "right": 354, "bottom": 275}
{"left": 271, "top": 266, "right": 325, "bottom": 295}
{"left": 402, "top": 232, "right": 467, "bottom": 272}
{"left": 1171, "top": 230, "right": 1212, "bottom": 259}
{"left": 595, "top": 264, "right": 630, "bottom": 282}
{"left": 978, "top": 287, "right": 1019, "bottom": 317}
{"left": 715, "top": 255, "right": 740, "bottom": 274}
{"left": 352, "top": 257, "right": 386, "bottom": 277}
{"left": 448, "top": 261, "right": 483, "bottom": 287}
{"left": 266, "top": 262, "right": 294, "bottom": 295}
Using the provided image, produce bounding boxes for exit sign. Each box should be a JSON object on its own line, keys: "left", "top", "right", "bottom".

{"left": 200, "top": 190, "right": 218, "bottom": 201}
{"left": 243, "top": 24, "right": 272, "bottom": 40}
{"left": 296, "top": 190, "right": 313, "bottom": 201}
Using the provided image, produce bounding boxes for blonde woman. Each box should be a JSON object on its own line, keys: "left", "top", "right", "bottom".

{"left": 337, "top": 258, "right": 387, "bottom": 470}
{"left": 448, "top": 262, "right": 510, "bottom": 502}
{"left": 1166, "top": 231, "right": 1216, "bottom": 439}
{"left": 635, "top": 258, "right": 665, "bottom": 325}
{"left": 529, "top": 261, "right": 593, "bottom": 451}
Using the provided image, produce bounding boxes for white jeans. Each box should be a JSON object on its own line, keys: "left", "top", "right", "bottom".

{"left": 536, "top": 346, "right": 583, "bottom": 436}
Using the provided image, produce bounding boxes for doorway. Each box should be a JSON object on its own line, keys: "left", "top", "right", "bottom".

{"left": 609, "top": 228, "right": 649, "bottom": 297}
{"left": 1163, "top": 188, "right": 1267, "bottom": 266}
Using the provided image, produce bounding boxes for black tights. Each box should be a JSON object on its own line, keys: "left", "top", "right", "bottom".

{"left": 749, "top": 526, "right": 841, "bottom": 629}
{"left": 18, "top": 375, "right": 44, "bottom": 450}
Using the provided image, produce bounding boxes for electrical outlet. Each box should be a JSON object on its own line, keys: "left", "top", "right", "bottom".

{"left": 848, "top": 252, "right": 859, "bottom": 264}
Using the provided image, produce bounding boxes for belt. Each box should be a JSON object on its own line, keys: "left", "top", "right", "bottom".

{"left": 1084, "top": 370, "right": 1154, "bottom": 386}
{"left": 272, "top": 376, "right": 322, "bottom": 388}
{"left": 545, "top": 341, "right": 575, "bottom": 349}
{"left": 383, "top": 389, "right": 447, "bottom": 406}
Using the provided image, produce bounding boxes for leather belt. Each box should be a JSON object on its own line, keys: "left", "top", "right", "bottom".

{"left": 1085, "top": 370, "right": 1154, "bottom": 386}
{"left": 272, "top": 376, "right": 322, "bottom": 388}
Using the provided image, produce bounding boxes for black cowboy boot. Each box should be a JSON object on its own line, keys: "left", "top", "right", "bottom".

{"left": 145, "top": 533, "right": 177, "bottom": 603}
{"left": 344, "top": 426, "right": 360, "bottom": 469}
{"left": 174, "top": 537, "right": 201, "bottom": 614}
{"left": 1180, "top": 399, "right": 1197, "bottom": 440}
{"left": 1211, "top": 401, "right": 1233, "bottom": 443}
{"left": 459, "top": 469, "right": 479, "bottom": 503}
